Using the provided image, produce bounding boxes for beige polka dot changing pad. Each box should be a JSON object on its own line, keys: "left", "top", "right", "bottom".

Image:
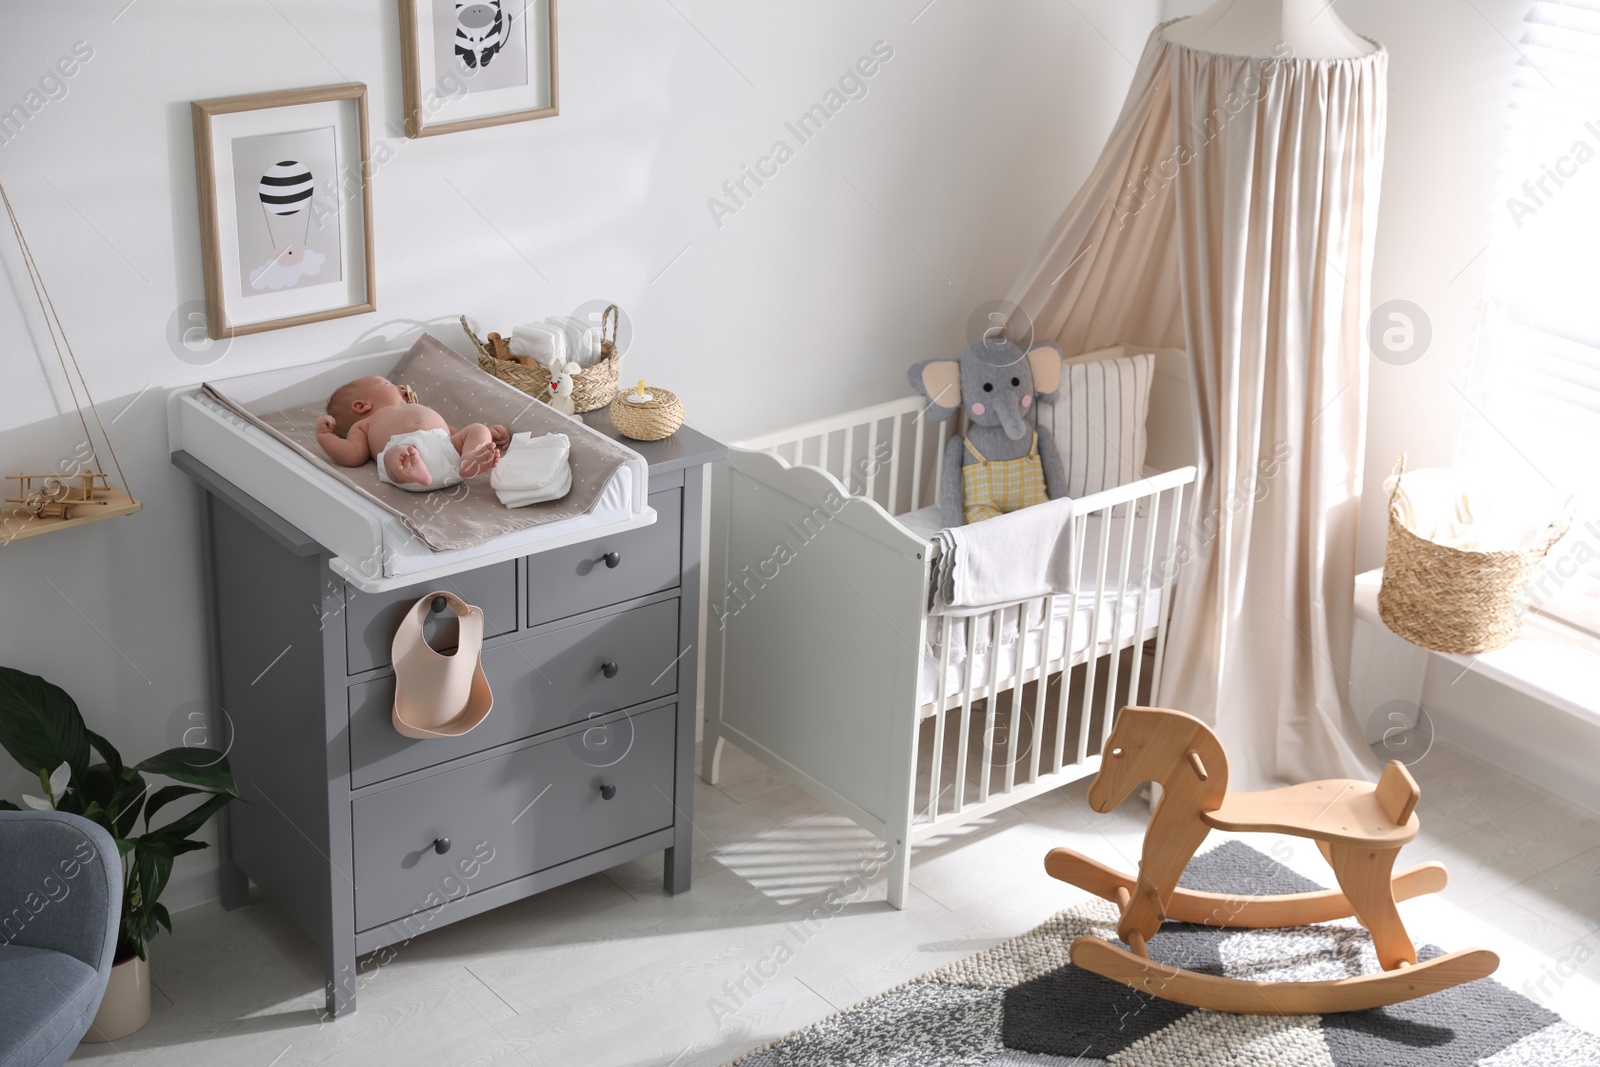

{"left": 202, "top": 334, "right": 636, "bottom": 552}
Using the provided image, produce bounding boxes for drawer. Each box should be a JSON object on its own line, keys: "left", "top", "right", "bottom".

{"left": 526, "top": 489, "right": 681, "bottom": 627}
{"left": 351, "top": 703, "right": 676, "bottom": 931}
{"left": 348, "top": 597, "right": 681, "bottom": 788}
{"left": 345, "top": 561, "right": 518, "bottom": 675}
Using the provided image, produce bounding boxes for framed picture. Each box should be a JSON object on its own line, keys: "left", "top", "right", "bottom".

{"left": 191, "top": 83, "right": 375, "bottom": 339}
{"left": 400, "top": 0, "right": 559, "bottom": 137}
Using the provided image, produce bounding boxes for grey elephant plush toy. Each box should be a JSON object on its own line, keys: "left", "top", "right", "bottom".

{"left": 908, "top": 339, "right": 1066, "bottom": 528}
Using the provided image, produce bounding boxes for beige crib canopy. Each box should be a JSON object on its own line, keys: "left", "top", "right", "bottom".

{"left": 1007, "top": 21, "right": 1389, "bottom": 788}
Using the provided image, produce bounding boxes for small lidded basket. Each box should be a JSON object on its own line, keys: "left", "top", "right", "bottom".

{"left": 609, "top": 380, "right": 684, "bottom": 441}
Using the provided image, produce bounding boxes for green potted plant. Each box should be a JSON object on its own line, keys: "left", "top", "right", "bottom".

{"left": 0, "top": 667, "right": 238, "bottom": 1041}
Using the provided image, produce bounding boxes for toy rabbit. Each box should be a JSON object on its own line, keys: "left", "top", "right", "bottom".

{"left": 545, "top": 356, "right": 580, "bottom": 416}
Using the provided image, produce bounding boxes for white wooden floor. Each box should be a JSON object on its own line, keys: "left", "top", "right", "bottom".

{"left": 69, "top": 741, "right": 1600, "bottom": 1067}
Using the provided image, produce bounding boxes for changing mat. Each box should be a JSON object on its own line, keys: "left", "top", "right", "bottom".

{"left": 202, "top": 334, "right": 636, "bottom": 551}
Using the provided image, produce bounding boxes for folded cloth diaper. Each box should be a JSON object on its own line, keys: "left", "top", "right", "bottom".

{"left": 491, "top": 432, "right": 573, "bottom": 508}
{"left": 377, "top": 427, "right": 463, "bottom": 492}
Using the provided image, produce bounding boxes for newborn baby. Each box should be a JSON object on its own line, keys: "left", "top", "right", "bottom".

{"left": 315, "top": 375, "right": 509, "bottom": 491}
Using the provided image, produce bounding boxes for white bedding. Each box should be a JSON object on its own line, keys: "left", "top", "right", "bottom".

{"left": 896, "top": 496, "right": 1182, "bottom": 710}
{"left": 917, "top": 587, "right": 1164, "bottom": 708}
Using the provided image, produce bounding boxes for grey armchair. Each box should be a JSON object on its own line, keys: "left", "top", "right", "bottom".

{"left": 0, "top": 811, "right": 121, "bottom": 1067}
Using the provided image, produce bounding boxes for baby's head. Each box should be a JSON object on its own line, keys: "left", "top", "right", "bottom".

{"left": 325, "top": 376, "right": 411, "bottom": 435}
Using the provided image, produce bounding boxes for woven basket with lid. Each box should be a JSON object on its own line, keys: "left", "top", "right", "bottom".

{"left": 463, "top": 306, "right": 622, "bottom": 413}
{"left": 1377, "top": 455, "right": 1572, "bottom": 655}
{"left": 609, "top": 384, "right": 684, "bottom": 441}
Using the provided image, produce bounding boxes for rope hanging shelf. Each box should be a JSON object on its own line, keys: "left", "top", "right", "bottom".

{"left": 2, "top": 181, "right": 141, "bottom": 543}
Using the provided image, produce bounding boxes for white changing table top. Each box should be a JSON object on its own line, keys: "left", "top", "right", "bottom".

{"left": 167, "top": 345, "right": 721, "bottom": 593}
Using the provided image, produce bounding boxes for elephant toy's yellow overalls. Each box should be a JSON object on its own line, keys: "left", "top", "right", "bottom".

{"left": 960, "top": 431, "right": 1050, "bottom": 523}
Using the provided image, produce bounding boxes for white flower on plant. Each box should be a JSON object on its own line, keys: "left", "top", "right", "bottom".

{"left": 21, "top": 762, "right": 71, "bottom": 811}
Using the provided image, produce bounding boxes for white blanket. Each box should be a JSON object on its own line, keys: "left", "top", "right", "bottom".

{"left": 928, "top": 496, "right": 1076, "bottom": 616}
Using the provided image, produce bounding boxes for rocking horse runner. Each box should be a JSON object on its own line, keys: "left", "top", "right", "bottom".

{"left": 1046, "top": 706, "right": 1499, "bottom": 1013}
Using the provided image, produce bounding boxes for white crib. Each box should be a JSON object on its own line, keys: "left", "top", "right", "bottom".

{"left": 701, "top": 346, "right": 1199, "bottom": 908}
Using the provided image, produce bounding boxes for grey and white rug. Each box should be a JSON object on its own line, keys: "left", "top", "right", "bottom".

{"left": 729, "top": 841, "right": 1600, "bottom": 1066}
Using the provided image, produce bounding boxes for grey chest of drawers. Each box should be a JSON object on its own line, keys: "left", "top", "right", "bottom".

{"left": 173, "top": 413, "right": 723, "bottom": 1018}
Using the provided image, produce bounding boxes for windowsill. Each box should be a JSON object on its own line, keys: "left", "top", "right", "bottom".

{"left": 1354, "top": 569, "right": 1600, "bottom": 726}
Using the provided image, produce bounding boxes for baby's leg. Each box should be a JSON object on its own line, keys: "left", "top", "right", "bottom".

{"left": 454, "top": 423, "right": 500, "bottom": 479}
{"left": 384, "top": 445, "right": 433, "bottom": 487}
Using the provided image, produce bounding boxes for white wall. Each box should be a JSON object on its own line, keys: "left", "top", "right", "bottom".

{"left": 0, "top": 1, "right": 1164, "bottom": 910}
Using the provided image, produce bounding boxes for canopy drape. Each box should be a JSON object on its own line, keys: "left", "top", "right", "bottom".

{"left": 1009, "top": 21, "right": 1388, "bottom": 787}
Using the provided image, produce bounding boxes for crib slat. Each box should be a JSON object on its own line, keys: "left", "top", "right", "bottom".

{"left": 1150, "top": 483, "right": 1186, "bottom": 701}
{"left": 953, "top": 616, "right": 976, "bottom": 813}
{"left": 977, "top": 610, "right": 1003, "bottom": 804}
{"left": 1078, "top": 514, "right": 1112, "bottom": 762}
{"left": 911, "top": 415, "right": 926, "bottom": 512}
{"left": 860, "top": 420, "right": 878, "bottom": 502}
{"left": 819, "top": 429, "right": 830, "bottom": 474}
{"left": 842, "top": 425, "right": 854, "bottom": 487}
{"left": 928, "top": 613, "right": 953, "bottom": 822}
{"left": 1004, "top": 596, "right": 1032, "bottom": 794}
{"left": 1058, "top": 512, "right": 1088, "bottom": 772}
{"left": 1029, "top": 588, "right": 1055, "bottom": 785}
{"left": 1100, "top": 503, "right": 1140, "bottom": 747}
{"left": 1125, "top": 488, "right": 1163, "bottom": 706}
{"left": 887, "top": 414, "right": 902, "bottom": 513}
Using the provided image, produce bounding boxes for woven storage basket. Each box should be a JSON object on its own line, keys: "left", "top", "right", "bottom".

{"left": 462, "top": 306, "right": 621, "bottom": 413}
{"left": 1378, "top": 456, "right": 1571, "bottom": 655}
{"left": 609, "top": 385, "right": 684, "bottom": 441}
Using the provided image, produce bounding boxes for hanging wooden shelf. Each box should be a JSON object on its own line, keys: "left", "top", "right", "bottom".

{"left": 3, "top": 472, "right": 142, "bottom": 543}
{"left": 2, "top": 180, "right": 142, "bottom": 544}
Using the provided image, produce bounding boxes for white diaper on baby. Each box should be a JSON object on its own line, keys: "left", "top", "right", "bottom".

{"left": 491, "top": 432, "right": 572, "bottom": 508}
{"left": 377, "top": 428, "right": 463, "bottom": 492}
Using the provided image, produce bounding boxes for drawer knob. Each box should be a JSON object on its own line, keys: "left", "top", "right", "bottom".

{"left": 601, "top": 661, "right": 619, "bottom": 679}
{"left": 599, "top": 784, "right": 617, "bottom": 800}
{"left": 602, "top": 550, "right": 622, "bottom": 569}
{"left": 430, "top": 595, "right": 448, "bottom": 614}
{"left": 432, "top": 837, "right": 452, "bottom": 855}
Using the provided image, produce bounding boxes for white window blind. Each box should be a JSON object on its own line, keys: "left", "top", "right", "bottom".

{"left": 1460, "top": 0, "right": 1600, "bottom": 633}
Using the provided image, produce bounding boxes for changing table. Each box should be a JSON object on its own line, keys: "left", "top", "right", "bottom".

{"left": 174, "top": 409, "right": 722, "bottom": 1018}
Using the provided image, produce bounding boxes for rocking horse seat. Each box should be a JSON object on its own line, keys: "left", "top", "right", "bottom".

{"left": 1201, "top": 763, "right": 1421, "bottom": 849}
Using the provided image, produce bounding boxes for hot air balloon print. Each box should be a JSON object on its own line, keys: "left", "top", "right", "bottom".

{"left": 248, "top": 158, "right": 328, "bottom": 291}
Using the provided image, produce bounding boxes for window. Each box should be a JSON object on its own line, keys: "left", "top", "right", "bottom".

{"left": 1460, "top": 0, "right": 1600, "bottom": 633}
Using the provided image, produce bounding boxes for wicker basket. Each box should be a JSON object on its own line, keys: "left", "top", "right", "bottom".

{"left": 609, "top": 385, "right": 684, "bottom": 441}
{"left": 462, "top": 308, "right": 621, "bottom": 413}
{"left": 1378, "top": 456, "right": 1571, "bottom": 655}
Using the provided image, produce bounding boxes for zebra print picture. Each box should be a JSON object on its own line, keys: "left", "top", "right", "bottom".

{"left": 400, "top": 0, "right": 555, "bottom": 136}
{"left": 434, "top": 0, "right": 529, "bottom": 93}
{"left": 229, "top": 127, "right": 343, "bottom": 298}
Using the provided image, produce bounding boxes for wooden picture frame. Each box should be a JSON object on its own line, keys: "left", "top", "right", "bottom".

{"left": 399, "top": 0, "right": 559, "bottom": 137}
{"left": 191, "top": 83, "right": 375, "bottom": 339}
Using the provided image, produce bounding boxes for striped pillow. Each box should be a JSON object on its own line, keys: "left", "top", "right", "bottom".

{"left": 1046, "top": 352, "right": 1154, "bottom": 499}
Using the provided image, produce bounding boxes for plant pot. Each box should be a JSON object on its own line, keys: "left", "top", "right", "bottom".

{"left": 82, "top": 953, "right": 151, "bottom": 1042}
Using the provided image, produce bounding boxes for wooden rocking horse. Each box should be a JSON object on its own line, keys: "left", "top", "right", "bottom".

{"left": 1046, "top": 706, "right": 1499, "bottom": 1013}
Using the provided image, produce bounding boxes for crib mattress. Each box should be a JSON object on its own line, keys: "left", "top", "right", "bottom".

{"left": 917, "top": 588, "right": 1164, "bottom": 709}
{"left": 896, "top": 499, "right": 1180, "bottom": 711}
{"left": 168, "top": 343, "right": 652, "bottom": 593}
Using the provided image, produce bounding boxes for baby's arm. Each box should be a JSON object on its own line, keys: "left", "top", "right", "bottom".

{"left": 316, "top": 415, "right": 373, "bottom": 467}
